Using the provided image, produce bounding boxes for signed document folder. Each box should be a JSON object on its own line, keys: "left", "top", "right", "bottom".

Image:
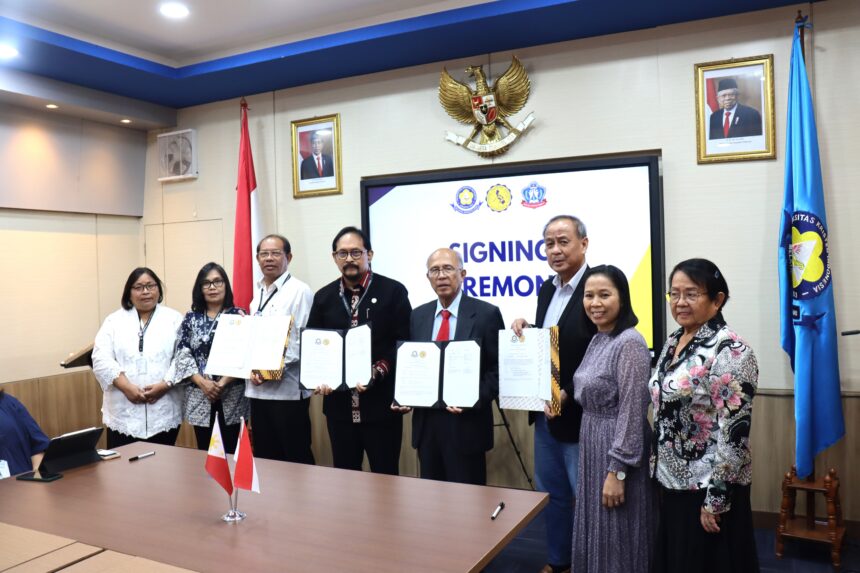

{"left": 393, "top": 340, "right": 481, "bottom": 409}
{"left": 299, "top": 324, "right": 372, "bottom": 390}
{"left": 205, "top": 315, "right": 293, "bottom": 379}
{"left": 498, "top": 327, "right": 561, "bottom": 413}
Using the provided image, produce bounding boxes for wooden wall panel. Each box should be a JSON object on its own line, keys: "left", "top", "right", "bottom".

{"left": 750, "top": 393, "right": 858, "bottom": 520}
{"left": 5, "top": 374, "right": 857, "bottom": 522}
{"left": 2, "top": 379, "right": 42, "bottom": 422}
{"left": 749, "top": 394, "right": 795, "bottom": 514}
{"left": 36, "top": 371, "right": 102, "bottom": 439}
{"left": 175, "top": 423, "right": 196, "bottom": 449}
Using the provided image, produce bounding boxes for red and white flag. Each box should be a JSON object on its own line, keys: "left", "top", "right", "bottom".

{"left": 233, "top": 417, "right": 260, "bottom": 493}
{"left": 205, "top": 417, "right": 234, "bottom": 495}
{"left": 232, "top": 98, "right": 261, "bottom": 313}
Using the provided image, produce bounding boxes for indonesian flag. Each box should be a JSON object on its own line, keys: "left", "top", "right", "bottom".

{"left": 205, "top": 417, "right": 234, "bottom": 495}
{"left": 706, "top": 78, "right": 719, "bottom": 115}
{"left": 232, "top": 98, "right": 262, "bottom": 313}
{"left": 233, "top": 417, "right": 260, "bottom": 493}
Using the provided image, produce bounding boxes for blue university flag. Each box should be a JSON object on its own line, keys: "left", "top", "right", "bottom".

{"left": 778, "top": 21, "right": 845, "bottom": 478}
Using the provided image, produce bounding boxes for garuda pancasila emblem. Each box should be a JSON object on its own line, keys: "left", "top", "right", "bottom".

{"left": 439, "top": 56, "right": 535, "bottom": 157}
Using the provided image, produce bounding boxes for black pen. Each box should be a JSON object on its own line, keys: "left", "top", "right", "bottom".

{"left": 128, "top": 451, "right": 156, "bottom": 462}
{"left": 491, "top": 501, "right": 505, "bottom": 520}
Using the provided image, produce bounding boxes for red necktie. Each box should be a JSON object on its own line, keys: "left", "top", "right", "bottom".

{"left": 723, "top": 110, "right": 731, "bottom": 137}
{"left": 316, "top": 156, "right": 323, "bottom": 176}
{"left": 436, "top": 310, "right": 451, "bottom": 341}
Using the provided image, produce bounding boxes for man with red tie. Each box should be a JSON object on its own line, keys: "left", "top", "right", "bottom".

{"left": 708, "top": 77, "right": 763, "bottom": 139}
{"left": 299, "top": 131, "right": 335, "bottom": 179}
{"left": 394, "top": 248, "right": 504, "bottom": 485}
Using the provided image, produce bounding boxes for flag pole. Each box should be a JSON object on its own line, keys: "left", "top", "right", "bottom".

{"left": 793, "top": 9, "right": 813, "bottom": 485}
{"left": 224, "top": 489, "right": 246, "bottom": 522}
{"left": 795, "top": 11, "right": 805, "bottom": 60}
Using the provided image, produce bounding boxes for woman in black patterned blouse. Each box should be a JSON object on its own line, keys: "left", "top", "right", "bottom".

{"left": 172, "top": 263, "right": 248, "bottom": 454}
{"left": 649, "top": 259, "right": 759, "bottom": 573}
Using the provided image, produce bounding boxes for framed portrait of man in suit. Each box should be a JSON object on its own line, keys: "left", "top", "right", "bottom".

{"left": 291, "top": 113, "right": 343, "bottom": 198}
{"left": 695, "top": 55, "right": 775, "bottom": 163}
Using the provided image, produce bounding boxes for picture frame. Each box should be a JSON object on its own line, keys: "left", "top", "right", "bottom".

{"left": 695, "top": 55, "right": 775, "bottom": 164}
{"left": 291, "top": 113, "right": 343, "bottom": 198}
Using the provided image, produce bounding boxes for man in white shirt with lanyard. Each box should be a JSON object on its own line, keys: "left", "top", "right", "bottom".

{"left": 246, "top": 234, "right": 315, "bottom": 464}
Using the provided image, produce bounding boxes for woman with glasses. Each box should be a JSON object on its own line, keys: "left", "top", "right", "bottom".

{"left": 650, "top": 259, "right": 759, "bottom": 573}
{"left": 93, "top": 268, "right": 184, "bottom": 448}
{"left": 172, "top": 263, "right": 248, "bottom": 453}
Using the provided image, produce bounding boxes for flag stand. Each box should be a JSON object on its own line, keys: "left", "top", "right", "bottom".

{"left": 775, "top": 465, "right": 844, "bottom": 569}
{"left": 222, "top": 490, "right": 247, "bottom": 522}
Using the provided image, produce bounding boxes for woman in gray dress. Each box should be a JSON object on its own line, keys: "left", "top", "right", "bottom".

{"left": 571, "top": 265, "right": 655, "bottom": 572}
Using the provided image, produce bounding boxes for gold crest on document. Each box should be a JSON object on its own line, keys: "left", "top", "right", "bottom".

{"left": 439, "top": 56, "right": 534, "bottom": 157}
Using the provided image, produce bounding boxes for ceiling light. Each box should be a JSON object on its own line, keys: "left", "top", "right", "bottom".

{"left": 46, "top": 104, "right": 59, "bottom": 109}
{"left": 0, "top": 44, "right": 19, "bottom": 59}
{"left": 159, "top": 2, "right": 189, "bottom": 19}
{"left": 121, "top": 119, "right": 132, "bottom": 124}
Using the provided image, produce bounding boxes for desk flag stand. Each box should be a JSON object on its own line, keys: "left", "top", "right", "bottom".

{"left": 224, "top": 490, "right": 247, "bottom": 523}
{"left": 205, "top": 417, "right": 260, "bottom": 523}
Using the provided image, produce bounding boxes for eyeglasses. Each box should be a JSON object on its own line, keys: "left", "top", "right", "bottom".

{"left": 132, "top": 283, "right": 158, "bottom": 293}
{"left": 201, "top": 279, "right": 225, "bottom": 290}
{"left": 334, "top": 249, "right": 366, "bottom": 260}
{"left": 427, "top": 265, "right": 461, "bottom": 278}
{"left": 666, "top": 290, "right": 705, "bottom": 303}
{"left": 258, "top": 250, "right": 284, "bottom": 259}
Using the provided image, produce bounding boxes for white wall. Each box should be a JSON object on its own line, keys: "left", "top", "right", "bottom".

{"left": 145, "top": 1, "right": 860, "bottom": 391}
{"left": 5, "top": 1, "right": 857, "bottom": 391}
{"left": 0, "top": 209, "right": 142, "bottom": 383}
{"left": 0, "top": 103, "right": 146, "bottom": 216}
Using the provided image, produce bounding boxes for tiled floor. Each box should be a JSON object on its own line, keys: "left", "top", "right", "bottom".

{"left": 485, "top": 514, "right": 860, "bottom": 572}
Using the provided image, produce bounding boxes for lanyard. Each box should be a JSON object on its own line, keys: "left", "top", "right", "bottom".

{"left": 339, "top": 275, "right": 374, "bottom": 321}
{"left": 256, "top": 275, "right": 290, "bottom": 315}
{"left": 202, "top": 311, "right": 221, "bottom": 343}
{"left": 138, "top": 308, "right": 155, "bottom": 353}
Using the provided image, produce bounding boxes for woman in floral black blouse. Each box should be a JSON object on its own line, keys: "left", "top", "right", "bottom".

{"left": 172, "top": 263, "right": 248, "bottom": 454}
{"left": 649, "top": 259, "right": 759, "bottom": 573}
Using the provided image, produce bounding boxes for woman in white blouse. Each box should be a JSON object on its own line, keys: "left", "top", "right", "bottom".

{"left": 93, "top": 268, "right": 184, "bottom": 448}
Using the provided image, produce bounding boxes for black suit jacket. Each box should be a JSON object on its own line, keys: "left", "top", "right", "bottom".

{"left": 528, "top": 273, "right": 596, "bottom": 443}
{"left": 708, "top": 103, "right": 763, "bottom": 139}
{"left": 410, "top": 294, "right": 505, "bottom": 454}
{"left": 300, "top": 154, "right": 334, "bottom": 179}
{"left": 307, "top": 273, "right": 411, "bottom": 424}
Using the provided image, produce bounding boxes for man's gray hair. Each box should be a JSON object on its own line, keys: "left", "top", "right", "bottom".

{"left": 542, "top": 215, "right": 587, "bottom": 239}
{"left": 426, "top": 248, "right": 464, "bottom": 268}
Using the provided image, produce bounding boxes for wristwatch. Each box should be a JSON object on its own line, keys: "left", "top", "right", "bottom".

{"left": 613, "top": 470, "right": 627, "bottom": 481}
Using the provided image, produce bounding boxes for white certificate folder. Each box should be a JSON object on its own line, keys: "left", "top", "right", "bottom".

{"left": 498, "top": 328, "right": 552, "bottom": 411}
{"left": 393, "top": 340, "right": 481, "bottom": 409}
{"left": 204, "top": 315, "right": 293, "bottom": 379}
{"left": 299, "top": 324, "right": 372, "bottom": 390}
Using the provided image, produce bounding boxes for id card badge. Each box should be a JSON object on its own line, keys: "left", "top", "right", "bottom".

{"left": 0, "top": 460, "right": 10, "bottom": 479}
{"left": 135, "top": 355, "right": 148, "bottom": 375}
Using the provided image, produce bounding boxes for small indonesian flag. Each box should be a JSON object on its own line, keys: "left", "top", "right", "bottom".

{"left": 205, "top": 417, "right": 234, "bottom": 495}
{"left": 233, "top": 417, "right": 260, "bottom": 493}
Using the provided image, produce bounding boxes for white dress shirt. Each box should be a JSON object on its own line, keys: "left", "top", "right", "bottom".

{"left": 244, "top": 270, "right": 314, "bottom": 401}
{"left": 541, "top": 263, "right": 587, "bottom": 328}
{"left": 92, "top": 304, "right": 183, "bottom": 438}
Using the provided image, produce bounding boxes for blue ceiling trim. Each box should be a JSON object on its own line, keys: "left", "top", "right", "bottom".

{"left": 0, "top": 0, "right": 801, "bottom": 108}
{"left": 0, "top": 16, "right": 175, "bottom": 76}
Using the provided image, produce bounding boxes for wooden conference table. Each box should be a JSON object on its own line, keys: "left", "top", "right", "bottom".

{"left": 0, "top": 444, "right": 547, "bottom": 572}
